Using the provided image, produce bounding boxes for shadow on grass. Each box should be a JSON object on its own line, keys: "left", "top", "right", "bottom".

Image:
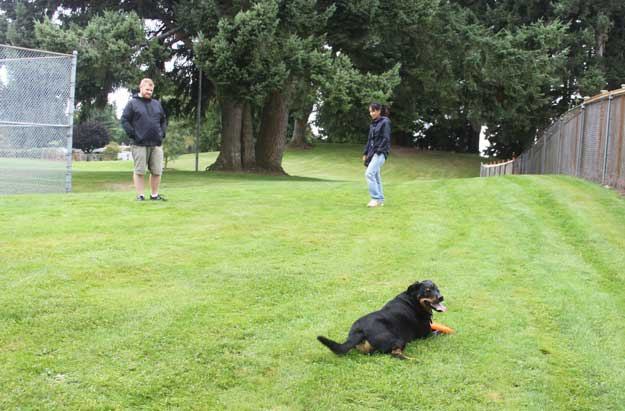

{"left": 173, "top": 170, "right": 344, "bottom": 182}
{"left": 72, "top": 169, "right": 346, "bottom": 193}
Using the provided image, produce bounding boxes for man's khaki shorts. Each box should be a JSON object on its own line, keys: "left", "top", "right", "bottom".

{"left": 132, "top": 145, "right": 163, "bottom": 176}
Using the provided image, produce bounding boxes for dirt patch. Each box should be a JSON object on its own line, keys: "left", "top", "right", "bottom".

{"left": 105, "top": 182, "right": 134, "bottom": 191}
{"left": 485, "top": 392, "right": 503, "bottom": 402}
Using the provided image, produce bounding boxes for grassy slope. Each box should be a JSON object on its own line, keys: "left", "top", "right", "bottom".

{"left": 1, "top": 145, "right": 624, "bottom": 410}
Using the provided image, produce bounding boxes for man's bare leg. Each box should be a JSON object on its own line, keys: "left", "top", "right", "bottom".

{"left": 150, "top": 174, "right": 161, "bottom": 197}
{"left": 133, "top": 173, "right": 145, "bottom": 197}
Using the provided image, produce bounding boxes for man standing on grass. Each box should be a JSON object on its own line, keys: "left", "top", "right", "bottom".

{"left": 121, "top": 78, "right": 168, "bottom": 201}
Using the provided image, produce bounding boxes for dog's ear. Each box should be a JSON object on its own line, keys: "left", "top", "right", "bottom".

{"left": 407, "top": 282, "right": 422, "bottom": 295}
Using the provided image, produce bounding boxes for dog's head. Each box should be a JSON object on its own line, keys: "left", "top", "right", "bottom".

{"left": 407, "top": 280, "right": 447, "bottom": 313}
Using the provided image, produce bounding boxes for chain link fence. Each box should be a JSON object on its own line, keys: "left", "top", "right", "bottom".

{"left": 0, "top": 44, "right": 77, "bottom": 195}
{"left": 481, "top": 87, "right": 625, "bottom": 192}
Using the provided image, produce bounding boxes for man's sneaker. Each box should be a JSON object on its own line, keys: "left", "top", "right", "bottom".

{"left": 367, "top": 199, "right": 379, "bottom": 207}
{"left": 150, "top": 194, "right": 167, "bottom": 201}
{"left": 136, "top": 195, "right": 145, "bottom": 201}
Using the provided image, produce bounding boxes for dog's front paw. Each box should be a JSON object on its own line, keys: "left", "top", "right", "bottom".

{"left": 391, "top": 348, "right": 415, "bottom": 361}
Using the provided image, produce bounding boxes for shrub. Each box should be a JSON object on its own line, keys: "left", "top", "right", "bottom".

{"left": 200, "top": 103, "right": 221, "bottom": 152}
{"left": 163, "top": 120, "right": 189, "bottom": 168}
{"left": 102, "top": 142, "right": 121, "bottom": 160}
{"left": 73, "top": 121, "right": 111, "bottom": 153}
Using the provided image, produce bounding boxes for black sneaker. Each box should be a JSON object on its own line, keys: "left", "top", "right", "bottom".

{"left": 136, "top": 195, "right": 145, "bottom": 201}
{"left": 150, "top": 194, "right": 167, "bottom": 201}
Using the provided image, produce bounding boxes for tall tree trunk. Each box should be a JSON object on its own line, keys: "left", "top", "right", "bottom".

{"left": 393, "top": 130, "right": 413, "bottom": 147}
{"left": 241, "top": 102, "right": 255, "bottom": 169}
{"left": 596, "top": 33, "right": 608, "bottom": 59}
{"left": 288, "top": 104, "right": 313, "bottom": 148}
{"left": 94, "top": 87, "right": 110, "bottom": 109}
{"left": 466, "top": 121, "right": 480, "bottom": 154}
{"left": 209, "top": 97, "right": 243, "bottom": 171}
{"left": 595, "top": 14, "right": 610, "bottom": 59}
{"left": 256, "top": 90, "right": 290, "bottom": 174}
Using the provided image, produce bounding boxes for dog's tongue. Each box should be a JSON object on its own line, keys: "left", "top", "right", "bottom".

{"left": 431, "top": 302, "right": 447, "bottom": 312}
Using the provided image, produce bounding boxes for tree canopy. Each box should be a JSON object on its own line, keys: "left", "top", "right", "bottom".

{"left": 2, "top": 0, "right": 624, "bottom": 161}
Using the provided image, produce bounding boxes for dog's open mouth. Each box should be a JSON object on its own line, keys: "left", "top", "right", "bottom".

{"left": 428, "top": 300, "right": 447, "bottom": 312}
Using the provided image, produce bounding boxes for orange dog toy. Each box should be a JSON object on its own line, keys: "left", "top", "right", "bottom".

{"left": 431, "top": 322, "right": 455, "bottom": 334}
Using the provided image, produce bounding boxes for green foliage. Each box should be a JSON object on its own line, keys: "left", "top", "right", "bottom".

{"left": 173, "top": 0, "right": 220, "bottom": 37}
{"left": 449, "top": 0, "right": 625, "bottom": 154}
{"left": 578, "top": 66, "right": 607, "bottom": 98}
{"left": 322, "top": 0, "right": 379, "bottom": 58}
{"left": 159, "top": 108, "right": 221, "bottom": 163}
{"left": 199, "top": 102, "right": 222, "bottom": 152}
{"left": 3, "top": 1, "right": 36, "bottom": 47}
{"left": 163, "top": 119, "right": 192, "bottom": 168}
{"left": 195, "top": 0, "right": 335, "bottom": 103}
{"left": 4, "top": 0, "right": 625, "bottom": 157}
{"left": 552, "top": 0, "right": 625, "bottom": 92}
{"left": 0, "top": 13, "right": 8, "bottom": 43}
{"left": 102, "top": 141, "right": 121, "bottom": 160}
{"left": 321, "top": 0, "right": 444, "bottom": 145}
{"left": 469, "top": 21, "right": 568, "bottom": 157}
{"left": 318, "top": 0, "right": 624, "bottom": 154}
{"left": 34, "top": 11, "right": 144, "bottom": 108}
{"left": 194, "top": 1, "right": 347, "bottom": 171}
{"left": 314, "top": 55, "right": 401, "bottom": 143}
{"left": 195, "top": 1, "right": 287, "bottom": 104}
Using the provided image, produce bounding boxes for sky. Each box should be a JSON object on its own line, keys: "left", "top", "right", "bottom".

{"left": 0, "top": 65, "right": 7, "bottom": 86}
{"left": 108, "top": 88, "right": 131, "bottom": 118}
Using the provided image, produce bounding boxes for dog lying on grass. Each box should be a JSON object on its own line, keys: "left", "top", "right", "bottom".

{"left": 317, "top": 280, "right": 448, "bottom": 360}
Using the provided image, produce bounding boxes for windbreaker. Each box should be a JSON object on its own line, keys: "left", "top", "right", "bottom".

{"left": 363, "top": 116, "right": 391, "bottom": 159}
{"left": 121, "top": 95, "right": 167, "bottom": 146}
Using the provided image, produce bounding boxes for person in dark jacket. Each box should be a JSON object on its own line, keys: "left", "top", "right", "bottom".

{"left": 121, "top": 78, "right": 167, "bottom": 201}
{"left": 362, "top": 102, "right": 391, "bottom": 207}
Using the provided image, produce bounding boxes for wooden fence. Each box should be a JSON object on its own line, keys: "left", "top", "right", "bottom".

{"left": 480, "top": 86, "right": 625, "bottom": 192}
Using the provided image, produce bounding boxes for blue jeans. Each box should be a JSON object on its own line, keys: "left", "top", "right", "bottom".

{"left": 365, "top": 153, "right": 386, "bottom": 201}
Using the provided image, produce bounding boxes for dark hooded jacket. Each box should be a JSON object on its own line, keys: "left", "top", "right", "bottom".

{"left": 121, "top": 95, "right": 167, "bottom": 146}
{"left": 363, "top": 116, "right": 391, "bottom": 160}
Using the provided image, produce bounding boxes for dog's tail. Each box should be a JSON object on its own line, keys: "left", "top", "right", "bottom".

{"left": 317, "top": 334, "right": 362, "bottom": 355}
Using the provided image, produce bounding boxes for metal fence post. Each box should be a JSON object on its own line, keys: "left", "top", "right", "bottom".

{"left": 541, "top": 136, "right": 546, "bottom": 174}
{"left": 195, "top": 67, "right": 202, "bottom": 172}
{"left": 576, "top": 104, "right": 586, "bottom": 177}
{"left": 557, "top": 118, "right": 563, "bottom": 174}
{"left": 65, "top": 50, "right": 78, "bottom": 193}
{"left": 602, "top": 95, "right": 613, "bottom": 185}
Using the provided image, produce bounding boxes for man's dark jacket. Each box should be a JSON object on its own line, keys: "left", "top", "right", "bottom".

{"left": 363, "top": 116, "right": 391, "bottom": 163}
{"left": 121, "top": 95, "right": 167, "bottom": 146}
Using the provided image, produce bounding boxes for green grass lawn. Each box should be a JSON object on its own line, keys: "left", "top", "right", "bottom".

{"left": 1, "top": 144, "right": 625, "bottom": 410}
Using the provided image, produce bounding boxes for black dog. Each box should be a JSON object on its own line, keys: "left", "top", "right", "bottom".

{"left": 317, "top": 280, "right": 447, "bottom": 359}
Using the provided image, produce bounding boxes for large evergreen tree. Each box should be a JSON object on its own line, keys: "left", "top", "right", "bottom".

{"left": 3, "top": 0, "right": 625, "bottom": 158}
{"left": 320, "top": 0, "right": 569, "bottom": 155}
{"left": 195, "top": 0, "right": 398, "bottom": 173}
{"left": 451, "top": 0, "right": 625, "bottom": 154}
